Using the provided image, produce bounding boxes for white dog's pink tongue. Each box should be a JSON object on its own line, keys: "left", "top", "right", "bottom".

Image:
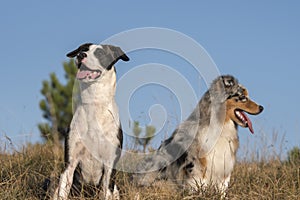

{"left": 77, "top": 70, "right": 89, "bottom": 79}
{"left": 243, "top": 112, "right": 254, "bottom": 134}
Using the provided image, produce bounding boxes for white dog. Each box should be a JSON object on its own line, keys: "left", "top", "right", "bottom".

{"left": 53, "top": 43, "right": 129, "bottom": 200}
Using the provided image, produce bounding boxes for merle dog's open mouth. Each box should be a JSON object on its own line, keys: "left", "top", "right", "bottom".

{"left": 76, "top": 65, "right": 101, "bottom": 80}
{"left": 234, "top": 109, "right": 254, "bottom": 134}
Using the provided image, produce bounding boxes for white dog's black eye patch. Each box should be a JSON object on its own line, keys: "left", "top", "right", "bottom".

{"left": 66, "top": 43, "right": 93, "bottom": 58}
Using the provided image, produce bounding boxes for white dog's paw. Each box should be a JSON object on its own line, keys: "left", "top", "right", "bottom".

{"left": 105, "top": 185, "right": 120, "bottom": 200}
{"left": 134, "top": 192, "right": 140, "bottom": 200}
{"left": 113, "top": 185, "right": 120, "bottom": 200}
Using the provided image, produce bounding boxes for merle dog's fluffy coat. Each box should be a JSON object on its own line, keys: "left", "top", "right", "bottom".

{"left": 135, "top": 75, "right": 263, "bottom": 195}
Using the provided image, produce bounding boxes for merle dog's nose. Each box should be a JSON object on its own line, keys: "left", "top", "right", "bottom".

{"left": 259, "top": 105, "right": 264, "bottom": 112}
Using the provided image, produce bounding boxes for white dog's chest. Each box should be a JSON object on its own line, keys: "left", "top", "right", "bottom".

{"left": 80, "top": 103, "right": 120, "bottom": 141}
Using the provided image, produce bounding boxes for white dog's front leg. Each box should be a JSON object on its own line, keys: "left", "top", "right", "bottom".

{"left": 102, "top": 167, "right": 115, "bottom": 200}
{"left": 113, "top": 185, "right": 120, "bottom": 200}
{"left": 53, "top": 159, "right": 79, "bottom": 200}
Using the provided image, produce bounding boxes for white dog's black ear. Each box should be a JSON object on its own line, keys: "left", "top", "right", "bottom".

{"left": 101, "top": 45, "right": 130, "bottom": 70}
{"left": 108, "top": 45, "right": 130, "bottom": 62}
{"left": 66, "top": 43, "right": 93, "bottom": 58}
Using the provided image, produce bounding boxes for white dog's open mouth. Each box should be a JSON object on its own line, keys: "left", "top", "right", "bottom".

{"left": 76, "top": 65, "right": 102, "bottom": 80}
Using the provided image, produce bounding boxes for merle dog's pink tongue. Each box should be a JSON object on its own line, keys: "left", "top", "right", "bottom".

{"left": 243, "top": 112, "right": 254, "bottom": 134}
{"left": 76, "top": 70, "right": 89, "bottom": 79}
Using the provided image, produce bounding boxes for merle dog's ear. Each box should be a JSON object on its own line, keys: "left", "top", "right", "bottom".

{"left": 222, "top": 75, "right": 236, "bottom": 87}
{"left": 66, "top": 43, "right": 93, "bottom": 58}
{"left": 221, "top": 75, "right": 240, "bottom": 99}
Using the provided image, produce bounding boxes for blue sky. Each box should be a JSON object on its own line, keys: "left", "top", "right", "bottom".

{"left": 1, "top": 1, "right": 299, "bottom": 158}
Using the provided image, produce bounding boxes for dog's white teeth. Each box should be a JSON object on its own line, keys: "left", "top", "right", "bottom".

{"left": 236, "top": 111, "right": 245, "bottom": 122}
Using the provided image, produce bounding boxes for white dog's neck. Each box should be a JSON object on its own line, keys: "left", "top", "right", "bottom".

{"left": 79, "top": 67, "right": 117, "bottom": 104}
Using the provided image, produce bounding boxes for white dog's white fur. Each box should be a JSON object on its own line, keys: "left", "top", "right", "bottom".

{"left": 53, "top": 43, "right": 129, "bottom": 200}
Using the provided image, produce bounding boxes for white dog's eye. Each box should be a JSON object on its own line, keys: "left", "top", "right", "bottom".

{"left": 77, "top": 52, "right": 87, "bottom": 60}
{"left": 76, "top": 52, "right": 87, "bottom": 64}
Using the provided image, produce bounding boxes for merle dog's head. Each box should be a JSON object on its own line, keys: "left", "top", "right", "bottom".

{"left": 66, "top": 43, "right": 129, "bottom": 82}
{"left": 209, "top": 75, "right": 264, "bottom": 133}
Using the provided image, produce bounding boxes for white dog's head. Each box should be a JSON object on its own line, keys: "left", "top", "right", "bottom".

{"left": 67, "top": 43, "right": 129, "bottom": 82}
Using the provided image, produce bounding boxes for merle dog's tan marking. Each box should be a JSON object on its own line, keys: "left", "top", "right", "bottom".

{"left": 135, "top": 75, "right": 263, "bottom": 197}
{"left": 53, "top": 43, "right": 129, "bottom": 200}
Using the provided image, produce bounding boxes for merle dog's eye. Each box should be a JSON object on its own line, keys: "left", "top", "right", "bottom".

{"left": 239, "top": 95, "right": 247, "bottom": 102}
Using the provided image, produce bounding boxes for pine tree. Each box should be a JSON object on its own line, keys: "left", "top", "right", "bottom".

{"left": 38, "top": 59, "right": 77, "bottom": 143}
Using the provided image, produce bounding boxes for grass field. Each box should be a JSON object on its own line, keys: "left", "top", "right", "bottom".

{"left": 0, "top": 142, "right": 299, "bottom": 200}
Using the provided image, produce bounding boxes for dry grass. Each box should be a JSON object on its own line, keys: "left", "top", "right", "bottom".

{"left": 0, "top": 143, "right": 299, "bottom": 200}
